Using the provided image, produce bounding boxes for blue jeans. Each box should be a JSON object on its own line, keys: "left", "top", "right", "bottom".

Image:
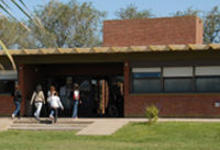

{"left": 50, "top": 108, "right": 58, "bottom": 123}
{"left": 72, "top": 100, "right": 79, "bottom": 118}
{"left": 13, "top": 101, "right": 21, "bottom": 117}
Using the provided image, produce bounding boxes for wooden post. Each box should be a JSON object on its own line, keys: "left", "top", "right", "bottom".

{"left": 101, "top": 80, "right": 105, "bottom": 114}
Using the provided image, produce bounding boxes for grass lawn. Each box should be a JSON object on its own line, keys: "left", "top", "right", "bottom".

{"left": 0, "top": 122, "right": 220, "bottom": 150}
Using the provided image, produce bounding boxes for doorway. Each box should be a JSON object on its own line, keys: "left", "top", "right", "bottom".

{"left": 37, "top": 75, "right": 124, "bottom": 118}
{"left": 24, "top": 63, "right": 124, "bottom": 118}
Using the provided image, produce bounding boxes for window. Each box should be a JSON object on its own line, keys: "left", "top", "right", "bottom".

{"left": 0, "top": 70, "right": 17, "bottom": 80}
{"left": 195, "top": 66, "right": 220, "bottom": 92}
{"left": 195, "top": 66, "right": 220, "bottom": 76}
{"left": 164, "top": 78, "right": 193, "bottom": 93}
{"left": 131, "top": 66, "right": 220, "bottom": 94}
{"left": 132, "top": 68, "right": 162, "bottom": 93}
{"left": 196, "top": 77, "right": 220, "bottom": 92}
{"left": 163, "top": 67, "right": 194, "bottom": 93}
{"left": 133, "top": 79, "right": 161, "bottom": 93}
{"left": 0, "top": 80, "right": 15, "bottom": 94}
{"left": 0, "top": 71, "right": 17, "bottom": 94}
{"left": 163, "top": 67, "right": 193, "bottom": 77}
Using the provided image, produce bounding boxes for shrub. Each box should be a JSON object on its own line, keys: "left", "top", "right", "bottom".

{"left": 145, "top": 105, "right": 159, "bottom": 125}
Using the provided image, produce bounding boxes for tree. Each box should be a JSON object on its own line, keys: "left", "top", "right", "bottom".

{"left": 0, "top": 0, "right": 105, "bottom": 69}
{"left": 115, "top": 4, "right": 153, "bottom": 19}
{"left": 29, "top": 0, "right": 105, "bottom": 48}
{"left": 203, "top": 6, "right": 220, "bottom": 43}
{"left": 0, "top": 16, "right": 31, "bottom": 70}
{"left": 0, "top": 17, "right": 32, "bottom": 49}
{"left": 0, "top": 0, "right": 35, "bottom": 69}
{"left": 172, "top": 7, "right": 201, "bottom": 17}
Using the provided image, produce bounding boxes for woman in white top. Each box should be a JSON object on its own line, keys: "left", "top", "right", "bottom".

{"left": 30, "top": 85, "right": 45, "bottom": 121}
{"left": 48, "top": 92, "right": 64, "bottom": 123}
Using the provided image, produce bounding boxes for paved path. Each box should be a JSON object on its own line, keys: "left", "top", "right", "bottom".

{"left": 76, "top": 118, "right": 220, "bottom": 135}
{"left": 0, "top": 118, "right": 12, "bottom": 131}
{"left": 1, "top": 118, "right": 220, "bottom": 135}
{"left": 77, "top": 119, "right": 129, "bottom": 136}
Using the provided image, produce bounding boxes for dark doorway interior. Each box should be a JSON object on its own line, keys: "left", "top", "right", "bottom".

{"left": 37, "top": 75, "right": 124, "bottom": 118}
{"left": 26, "top": 63, "right": 124, "bottom": 118}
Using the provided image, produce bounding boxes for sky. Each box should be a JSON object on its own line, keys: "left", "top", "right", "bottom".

{"left": 6, "top": 0, "right": 220, "bottom": 20}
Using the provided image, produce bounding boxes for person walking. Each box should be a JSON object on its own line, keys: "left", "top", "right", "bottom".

{"left": 48, "top": 92, "right": 64, "bottom": 123}
{"left": 12, "top": 84, "right": 22, "bottom": 119}
{"left": 72, "top": 83, "right": 81, "bottom": 119}
{"left": 47, "top": 85, "right": 56, "bottom": 98}
{"left": 60, "top": 77, "right": 73, "bottom": 117}
{"left": 30, "top": 85, "right": 45, "bottom": 121}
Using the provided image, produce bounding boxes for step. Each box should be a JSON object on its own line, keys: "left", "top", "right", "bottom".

{"left": 13, "top": 119, "right": 93, "bottom": 125}
{"left": 10, "top": 118, "right": 93, "bottom": 131}
{"left": 8, "top": 126, "right": 83, "bottom": 131}
{"left": 11, "top": 123, "right": 88, "bottom": 128}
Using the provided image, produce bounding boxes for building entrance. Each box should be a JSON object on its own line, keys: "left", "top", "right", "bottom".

{"left": 38, "top": 76, "right": 124, "bottom": 118}
{"left": 24, "top": 63, "right": 124, "bottom": 118}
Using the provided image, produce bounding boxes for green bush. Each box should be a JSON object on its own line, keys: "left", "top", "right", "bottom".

{"left": 145, "top": 105, "right": 159, "bottom": 125}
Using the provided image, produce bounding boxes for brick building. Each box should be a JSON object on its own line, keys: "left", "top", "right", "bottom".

{"left": 1, "top": 16, "right": 220, "bottom": 117}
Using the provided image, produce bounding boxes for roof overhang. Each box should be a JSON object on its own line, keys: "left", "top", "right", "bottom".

{"left": 0, "top": 44, "right": 220, "bottom": 65}
{"left": 0, "top": 44, "right": 220, "bottom": 56}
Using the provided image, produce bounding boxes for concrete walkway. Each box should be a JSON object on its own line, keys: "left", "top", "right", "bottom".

{"left": 76, "top": 118, "right": 220, "bottom": 135}
{"left": 1, "top": 118, "right": 220, "bottom": 135}
{"left": 0, "top": 118, "right": 13, "bottom": 131}
{"left": 77, "top": 119, "right": 129, "bottom": 136}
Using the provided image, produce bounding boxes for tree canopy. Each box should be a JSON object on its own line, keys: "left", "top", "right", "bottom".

{"left": 115, "top": 4, "right": 153, "bottom": 19}
{"left": 0, "top": 0, "right": 106, "bottom": 49}
{"left": 203, "top": 6, "right": 220, "bottom": 43}
{"left": 29, "top": 0, "right": 105, "bottom": 48}
{"left": 172, "top": 7, "right": 201, "bottom": 17}
{"left": 0, "top": 17, "right": 27, "bottom": 49}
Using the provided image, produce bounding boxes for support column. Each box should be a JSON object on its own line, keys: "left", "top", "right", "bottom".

{"left": 101, "top": 80, "right": 105, "bottom": 114}
{"left": 123, "top": 61, "right": 130, "bottom": 117}
{"left": 18, "top": 64, "right": 25, "bottom": 116}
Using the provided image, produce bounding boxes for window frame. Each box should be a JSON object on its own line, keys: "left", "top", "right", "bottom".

{"left": 195, "top": 76, "right": 220, "bottom": 93}
{"left": 130, "top": 65, "right": 220, "bottom": 94}
{"left": 163, "top": 77, "right": 195, "bottom": 93}
{"left": 131, "top": 67, "right": 162, "bottom": 93}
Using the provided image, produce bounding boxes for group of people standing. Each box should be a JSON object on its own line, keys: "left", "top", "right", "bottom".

{"left": 12, "top": 83, "right": 81, "bottom": 123}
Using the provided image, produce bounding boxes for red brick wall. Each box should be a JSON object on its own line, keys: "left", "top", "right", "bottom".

{"left": 0, "top": 95, "right": 14, "bottom": 116}
{"left": 103, "top": 16, "right": 203, "bottom": 47}
{"left": 125, "top": 94, "right": 220, "bottom": 117}
{"left": 196, "top": 17, "right": 204, "bottom": 44}
{"left": 123, "top": 62, "right": 220, "bottom": 117}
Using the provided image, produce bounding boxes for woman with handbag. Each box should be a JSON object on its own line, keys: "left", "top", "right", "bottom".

{"left": 30, "top": 84, "right": 45, "bottom": 121}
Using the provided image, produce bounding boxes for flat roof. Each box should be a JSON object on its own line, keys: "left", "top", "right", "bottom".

{"left": 0, "top": 44, "right": 220, "bottom": 56}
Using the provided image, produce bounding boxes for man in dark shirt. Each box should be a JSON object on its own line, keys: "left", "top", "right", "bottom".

{"left": 12, "top": 84, "right": 22, "bottom": 119}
